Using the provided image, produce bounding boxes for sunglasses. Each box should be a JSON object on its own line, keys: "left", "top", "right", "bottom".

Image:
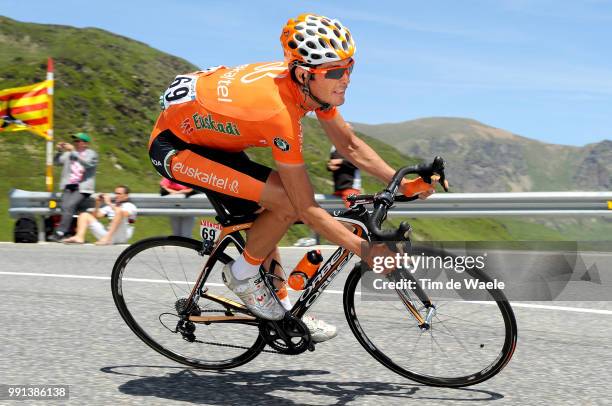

{"left": 308, "top": 59, "right": 355, "bottom": 80}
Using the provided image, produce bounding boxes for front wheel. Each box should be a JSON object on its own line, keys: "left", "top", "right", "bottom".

{"left": 111, "top": 236, "right": 266, "bottom": 369}
{"left": 343, "top": 262, "right": 517, "bottom": 387}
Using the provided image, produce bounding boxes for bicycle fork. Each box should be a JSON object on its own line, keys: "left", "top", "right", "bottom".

{"left": 390, "top": 272, "right": 437, "bottom": 331}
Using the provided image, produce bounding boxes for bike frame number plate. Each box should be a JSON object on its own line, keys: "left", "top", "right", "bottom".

{"left": 200, "top": 219, "right": 222, "bottom": 245}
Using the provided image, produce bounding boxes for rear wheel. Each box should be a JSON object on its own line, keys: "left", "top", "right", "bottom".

{"left": 343, "top": 261, "right": 517, "bottom": 387}
{"left": 111, "top": 236, "right": 265, "bottom": 369}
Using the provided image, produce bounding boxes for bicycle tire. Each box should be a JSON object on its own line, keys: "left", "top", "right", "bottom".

{"left": 111, "top": 236, "right": 266, "bottom": 369}
{"left": 343, "top": 261, "right": 517, "bottom": 387}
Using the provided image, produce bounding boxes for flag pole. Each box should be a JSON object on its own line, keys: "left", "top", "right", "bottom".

{"left": 46, "top": 57, "right": 54, "bottom": 196}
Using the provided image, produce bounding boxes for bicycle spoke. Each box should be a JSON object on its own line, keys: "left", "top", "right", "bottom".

{"left": 133, "top": 249, "right": 190, "bottom": 298}
{"left": 433, "top": 314, "right": 489, "bottom": 370}
{"left": 175, "top": 244, "right": 193, "bottom": 294}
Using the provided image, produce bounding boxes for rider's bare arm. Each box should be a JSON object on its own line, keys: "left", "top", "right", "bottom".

{"left": 318, "top": 112, "right": 436, "bottom": 197}
{"left": 318, "top": 113, "right": 397, "bottom": 182}
{"left": 276, "top": 162, "right": 364, "bottom": 255}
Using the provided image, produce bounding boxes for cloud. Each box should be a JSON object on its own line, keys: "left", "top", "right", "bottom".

{"left": 492, "top": 0, "right": 612, "bottom": 22}
{"left": 321, "top": 7, "right": 528, "bottom": 43}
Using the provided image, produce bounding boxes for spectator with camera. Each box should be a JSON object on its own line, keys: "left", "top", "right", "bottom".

{"left": 61, "top": 185, "right": 137, "bottom": 245}
{"left": 48, "top": 132, "right": 98, "bottom": 241}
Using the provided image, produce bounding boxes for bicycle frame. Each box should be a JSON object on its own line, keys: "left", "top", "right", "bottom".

{"left": 181, "top": 201, "right": 436, "bottom": 330}
{"left": 181, "top": 206, "right": 372, "bottom": 323}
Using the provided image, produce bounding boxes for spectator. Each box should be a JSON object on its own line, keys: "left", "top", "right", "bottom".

{"left": 328, "top": 144, "right": 362, "bottom": 207}
{"left": 48, "top": 132, "right": 98, "bottom": 242}
{"left": 160, "top": 177, "right": 196, "bottom": 238}
{"left": 61, "top": 185, "right": 137, "bottom": 245}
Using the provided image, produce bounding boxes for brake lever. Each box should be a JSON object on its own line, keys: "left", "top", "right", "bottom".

{"left": 432, "top": 156, "right": 449, "bottom": 192}
{"left": 438, "top": 170, "right": 449, "bottom": 192}
{"left": 417, "top": 156, "right": 449, "bottom": 192}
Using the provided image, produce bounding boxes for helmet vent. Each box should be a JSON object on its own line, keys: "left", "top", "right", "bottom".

{"left": 282, "top": 14, "right": 355, "bottom": 65}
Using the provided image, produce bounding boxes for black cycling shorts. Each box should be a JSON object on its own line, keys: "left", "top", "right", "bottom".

{"left": 149, "top": 130, "right": 272, "bottom": 217}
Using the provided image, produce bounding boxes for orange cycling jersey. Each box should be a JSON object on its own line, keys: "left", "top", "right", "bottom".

{"left": 150, "top": 61, "right": 337, "bottom": 165}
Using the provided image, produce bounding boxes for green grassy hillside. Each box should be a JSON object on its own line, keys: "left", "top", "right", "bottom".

{"left": 0, "top": 15, "right": 421, "bottom": 243}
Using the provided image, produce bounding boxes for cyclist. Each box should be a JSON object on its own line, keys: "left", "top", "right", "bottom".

{"left": 148, "top": 13, "right": 438, "bottom": 343}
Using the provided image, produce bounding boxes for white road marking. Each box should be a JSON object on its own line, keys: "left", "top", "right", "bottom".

{"left": 2, "top": 271, "right": 612, "bottom": 315}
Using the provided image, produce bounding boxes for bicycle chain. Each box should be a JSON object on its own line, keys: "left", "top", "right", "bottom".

{"left": 191, "top": 309, "right": 284, "bottom": 355}
{"left": 192, "top": 338, "right": 282, "bottom": 354}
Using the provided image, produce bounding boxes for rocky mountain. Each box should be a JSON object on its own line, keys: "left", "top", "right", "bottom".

{"left": 352, "top": 117, "right": 611, "bottom": 192}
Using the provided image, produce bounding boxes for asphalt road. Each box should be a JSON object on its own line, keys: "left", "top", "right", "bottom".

{"left": 1, "top": 243, "right": 612, "bottom": 405}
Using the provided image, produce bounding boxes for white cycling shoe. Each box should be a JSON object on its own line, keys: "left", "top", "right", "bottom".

{"left": 302, "top": 315, "right": 337, "bottom": 343}
{"left": 222, "top": 262, "right": 286, "bottom": 321}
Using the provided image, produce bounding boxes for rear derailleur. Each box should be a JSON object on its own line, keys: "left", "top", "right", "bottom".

{"left": 174, "top": 297, "right": 202, "bottom": 343}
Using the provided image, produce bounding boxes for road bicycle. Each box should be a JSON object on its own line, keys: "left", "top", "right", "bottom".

{"left": 111, "top": 157, "right": 517, "bottom": 387}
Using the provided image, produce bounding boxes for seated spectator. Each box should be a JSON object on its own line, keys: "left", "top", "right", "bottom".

{"left": 160, "top": 177, "right": 196, "bottom": 238}
{"left": 61, "top": 185, "right": 137, "bottom": 245}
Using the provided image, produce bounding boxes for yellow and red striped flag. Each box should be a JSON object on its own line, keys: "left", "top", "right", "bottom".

{"left": 0, "top": 80, "right": 52, "bottom": 139}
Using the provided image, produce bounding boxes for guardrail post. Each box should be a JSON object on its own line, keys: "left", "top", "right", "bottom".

{"left": 36, "top": 215, "right": 46, "bottom": 242}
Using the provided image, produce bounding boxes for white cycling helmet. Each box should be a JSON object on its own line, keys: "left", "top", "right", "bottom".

{"left": 281, "top": 13, "right": 356, "bottom": 65}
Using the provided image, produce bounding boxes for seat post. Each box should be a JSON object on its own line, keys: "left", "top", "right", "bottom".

{"left": 204, "top": 193, "right": 259, "bottom": 226}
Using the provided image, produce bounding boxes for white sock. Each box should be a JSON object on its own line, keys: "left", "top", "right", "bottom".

{"left": 279, "top": 295, "right": 293, "bottom": 311}
{"left": 231, "top": 254, "right": 261, "bottom": 280}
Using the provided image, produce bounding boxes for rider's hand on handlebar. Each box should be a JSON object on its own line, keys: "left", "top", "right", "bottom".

{"left": 400, "top": 175, "right": 443, "bottom": 200}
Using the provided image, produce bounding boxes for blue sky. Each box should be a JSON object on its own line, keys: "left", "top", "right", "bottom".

{"left": 2, "top": 0, "right": 611, "bottom": 146}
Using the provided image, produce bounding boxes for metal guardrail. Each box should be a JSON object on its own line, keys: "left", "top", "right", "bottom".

{"left": 9, "top": 188, "right": 612, "bottom": 218}
{"left": 8, "top": 188, "right": 611, "bottom": 242}
{"left": 386, "top": 191, "right": 612, "bottom": 217}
